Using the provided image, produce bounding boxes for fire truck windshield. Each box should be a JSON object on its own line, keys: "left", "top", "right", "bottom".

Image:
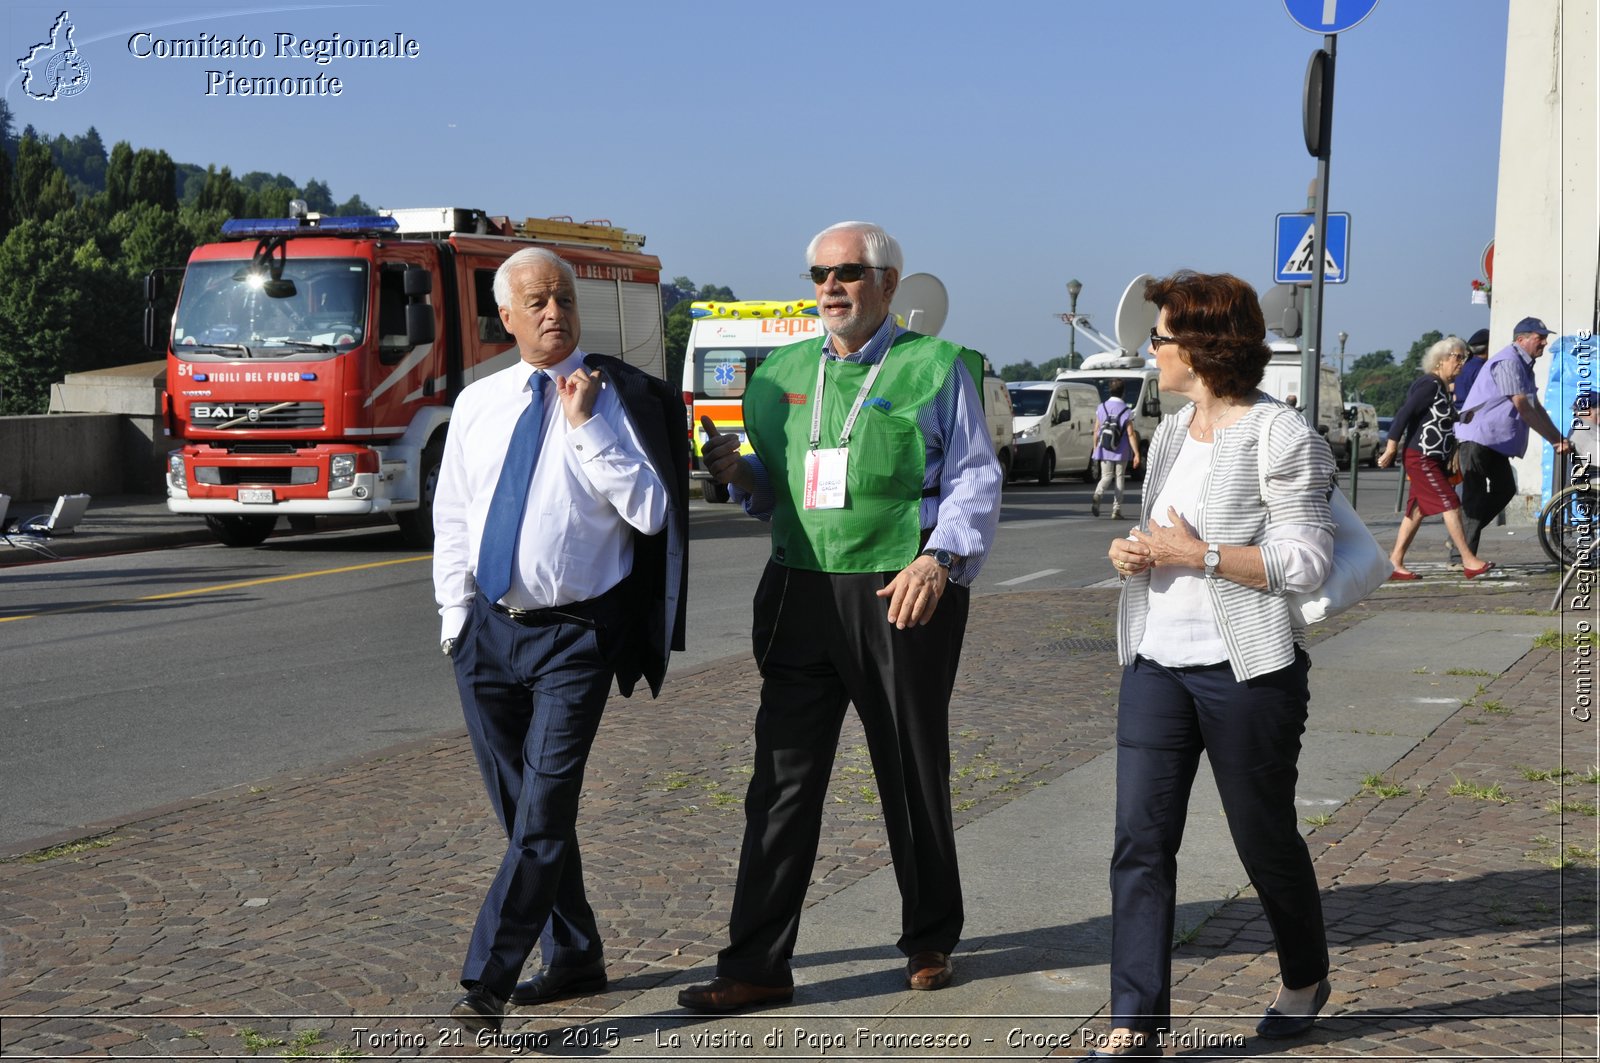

{"left": 172, "top": 259, "right": 369, "bottom": 360}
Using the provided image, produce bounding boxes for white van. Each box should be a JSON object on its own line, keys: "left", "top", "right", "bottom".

{"left": 1054, "top": 354, "right": 1165, "bottom": 467}
{"left": 1343, "top": 401, "right": 1381, "bottom": 466}
{"left": 981, "top": 375, "right": 1016, "bottom": 484}
{"left": 1007, "top": 380, "right": 1099, "bottom": 484}
{"left": 1260, "top": 341, "right": 1350, "bottom": 466}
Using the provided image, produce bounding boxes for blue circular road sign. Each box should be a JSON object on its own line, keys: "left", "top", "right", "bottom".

{"left": 1283, "top": 0, "right": 1381, "bottom": 34}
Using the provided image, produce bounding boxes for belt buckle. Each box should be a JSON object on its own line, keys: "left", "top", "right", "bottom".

{"left": 502, "top": 604, "right": 534, "bottom": 621}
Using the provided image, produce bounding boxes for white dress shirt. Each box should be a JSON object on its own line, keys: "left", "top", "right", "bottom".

{"left": 433, "top": 349, "right": 668, "bottom": 640}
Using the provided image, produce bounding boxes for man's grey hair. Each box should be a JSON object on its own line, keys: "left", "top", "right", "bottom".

{"left": 1422, "top": 335, "right": 1470, "bottom": 374}
{"left": 806, "top": 221, "right": 904, "bottom": 274}
{"left": 493, "top": 247, "right": 576, "bottom": 307}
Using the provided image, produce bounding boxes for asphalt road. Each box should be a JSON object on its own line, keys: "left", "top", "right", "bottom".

{"left": 0, "top": 467, "right": 1408, "bottom": 853}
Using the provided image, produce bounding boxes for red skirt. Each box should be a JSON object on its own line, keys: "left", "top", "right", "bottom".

{"left": 1403, "top": 448, "right": 1461, "bottom": 517}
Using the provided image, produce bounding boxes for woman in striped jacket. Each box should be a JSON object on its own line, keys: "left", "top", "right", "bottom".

{"left": 1081, "top": 272, "right": 1338, "bottom": 1059}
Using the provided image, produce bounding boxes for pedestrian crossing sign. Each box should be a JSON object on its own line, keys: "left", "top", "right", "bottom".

{"left": 1274, "top": 213, "right": 1350, "bottom": 284}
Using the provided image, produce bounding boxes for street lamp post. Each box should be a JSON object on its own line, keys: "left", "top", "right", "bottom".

{"left": 1066, "top": 279, "right": 1082, "bottom": 368}
{"left": 1337, "top": 329, "right": 1348, "bottom": 382}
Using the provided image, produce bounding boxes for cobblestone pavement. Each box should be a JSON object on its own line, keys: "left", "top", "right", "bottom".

{"left": 2, "top": 560, "right": 1596, "bottom": 1059}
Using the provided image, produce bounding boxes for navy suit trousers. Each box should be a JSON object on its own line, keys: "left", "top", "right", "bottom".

{"left": 452, "top": 591, "right": 623, "bottom": 997}
{"left": 1110, "top": 649, "right": 1328, "bottom": 1033}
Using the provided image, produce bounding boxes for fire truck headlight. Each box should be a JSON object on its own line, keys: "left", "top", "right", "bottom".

{"left": 167, "top": 454, "right": 186, "bottom": 491}
{"left": 329, "top": 453, "right": 357, "bottom": 491}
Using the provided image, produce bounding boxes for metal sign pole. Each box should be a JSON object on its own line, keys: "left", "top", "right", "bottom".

{"left": 1302, "top": 32, "right": 1336, "bottom": 431}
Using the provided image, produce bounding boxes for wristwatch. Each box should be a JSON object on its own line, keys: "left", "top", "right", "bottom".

{"left": 920, "top": 547, "right": 955, "bottom": 569}
{"left": 441, "top": 637, "right": 458, "bottom": 656}
{"left": 1203, "top": 543, "right": 1221, "bottom": 579}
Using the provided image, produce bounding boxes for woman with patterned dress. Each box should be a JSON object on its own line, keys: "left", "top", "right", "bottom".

{"left": 1376, "top": 335, "right": 1492, "bottom": 579}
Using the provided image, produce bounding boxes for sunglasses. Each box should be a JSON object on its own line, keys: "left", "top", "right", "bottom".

{"left": 1149, "top": 328, "right": 1177, "bottom": 348}
{"left": 806, "top": 263, "right": 889, "bottom": 284}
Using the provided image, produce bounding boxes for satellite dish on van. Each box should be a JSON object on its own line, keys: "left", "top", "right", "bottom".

{"left": 891, "top": 272, "right": 948, "bottom": 337}
{"left": 1114, "top": 274, "right": 1157, "bottom": 358}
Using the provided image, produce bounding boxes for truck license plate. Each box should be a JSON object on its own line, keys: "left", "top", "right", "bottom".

{"left": 238, "top": 489, "right": 274, "bottom": 504}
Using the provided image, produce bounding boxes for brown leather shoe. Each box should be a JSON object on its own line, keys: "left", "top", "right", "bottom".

{"left": 906, "top": 951, "right": 954, "bottom": 991}
{"left": 676, "top": 975, "right": 794, "bottom": 1013}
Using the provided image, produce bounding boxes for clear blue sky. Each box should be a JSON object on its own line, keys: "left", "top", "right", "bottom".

{"left": 5, "top": 0, "right": 1508, "bottom": 370}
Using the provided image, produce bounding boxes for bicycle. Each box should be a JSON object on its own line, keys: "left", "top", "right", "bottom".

{"left": 1538, "top": 480, "right": 1598, "bottom": 570}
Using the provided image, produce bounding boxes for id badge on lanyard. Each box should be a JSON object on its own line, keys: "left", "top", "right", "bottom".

{"left": 802, "top": 350, "right": 887, "bottom": 511}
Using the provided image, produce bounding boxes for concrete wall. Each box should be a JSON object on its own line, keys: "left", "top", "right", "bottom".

{"left": 1494, "top": 0, "right": 1599, "bottom": 520}
{"left": 0, "top": 414, "right": 167, "bottom": 499}
{"left": 2, "top": 360, "right": 170, "bottom": 499}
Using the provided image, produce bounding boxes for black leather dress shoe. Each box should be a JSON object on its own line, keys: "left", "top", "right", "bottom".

{"left": 509, "top": 962, "right": 607, "bottom": 1006}
{"left": 1256, "top": 977, "right": 1332, "bottom": 1039}
{"left": 450, "top": 983, "right": 506, "bottom": 1034}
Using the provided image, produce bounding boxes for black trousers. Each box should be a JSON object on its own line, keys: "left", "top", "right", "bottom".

{"left": 1457, "top": 440, "right": 1518, "bottom": 554}
{"left": 716, "top": 562, "right": 969, "bottom": 987}
{"left": 1110, "top": 651, "right": 1328, "bottom": 1033}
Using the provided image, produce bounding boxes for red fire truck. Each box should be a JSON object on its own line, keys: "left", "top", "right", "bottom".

{"left": 152, "top": 207, "right": 665, "bottom": 547}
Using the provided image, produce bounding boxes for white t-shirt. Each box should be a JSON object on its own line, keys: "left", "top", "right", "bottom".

{"left": 1137, "top": 438, "right": 1229, "bottom": 666}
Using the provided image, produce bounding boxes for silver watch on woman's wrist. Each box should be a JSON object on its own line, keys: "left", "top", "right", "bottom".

{"left": 1203, "top": 543, "right": 1221, "bottom": 579}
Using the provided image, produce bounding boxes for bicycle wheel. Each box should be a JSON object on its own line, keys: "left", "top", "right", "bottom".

{"left": 1538, "top": 483, "right": 1598, "bottom": 569}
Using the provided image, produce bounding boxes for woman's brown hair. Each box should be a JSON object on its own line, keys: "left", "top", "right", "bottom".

{"left": 1144, "top": 271, "right": 1271, "bottom": 400}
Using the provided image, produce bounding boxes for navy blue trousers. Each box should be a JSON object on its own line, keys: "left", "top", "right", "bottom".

{"left": 716, "top": 563, "right": 968, "bottom": 987}
{"left": 452, "top": 591, "right": 624, "bottom": 998}
{"left": 1110, "top": 650, "right": 1328, "bottom": 1033}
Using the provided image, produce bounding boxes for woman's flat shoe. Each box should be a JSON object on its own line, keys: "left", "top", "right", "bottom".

{"left": 1256, "top": 978, "right": 1331, "bottom": 1039}
{"left": 1388, "top": 569, "right": 1421, "bottom": 581}
{"left": 1463, "top": 561, "right": 1497, "bottom": 579}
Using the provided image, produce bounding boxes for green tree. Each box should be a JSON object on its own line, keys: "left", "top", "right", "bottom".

{"left": 300, "top": 178, "right": 334, "bottom": 213}
{"left": 104, "top": 140, "right": 134, "bottom": 211}
{"left": 662, "top": 278, "right": 739, "bottom": 389}
{"left": 0, "top": 215, "right": 138, "bottom": 413}
{"left": 12, "top": 135, "right": 59, "bottom": 220}
{"left": 1402, "top": 329, "right": 1442, "bottom": 375}
{"left": 109, "top": 201, "right": 197, "bottom": 278}
{"left": 128, "top": 148, "right": 178, "bottom": 211}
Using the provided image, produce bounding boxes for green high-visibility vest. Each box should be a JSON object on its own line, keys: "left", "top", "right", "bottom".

{"left": 745, "top": 331, "right": 984, "bottom": 573}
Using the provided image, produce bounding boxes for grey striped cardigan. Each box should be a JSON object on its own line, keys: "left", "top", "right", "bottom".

{"left": 1117, "top": 395, "right": 1338, "bottom": 681}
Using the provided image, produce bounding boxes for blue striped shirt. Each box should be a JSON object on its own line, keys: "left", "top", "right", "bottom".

{"left": 732, "top": 314, "right": 1002, "bottom": 583}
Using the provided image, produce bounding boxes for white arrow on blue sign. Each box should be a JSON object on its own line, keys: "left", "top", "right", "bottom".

{"left": 1283, "top": 0, "right": 1381, "bottom": 34}
{"left": 1275, "top": 213, "right": 1350, "bottom": 284}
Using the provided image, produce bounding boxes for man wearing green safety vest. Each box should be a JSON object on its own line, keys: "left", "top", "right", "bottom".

{"left": 680, "top": 221, "right": 1003, "bottom": 1012}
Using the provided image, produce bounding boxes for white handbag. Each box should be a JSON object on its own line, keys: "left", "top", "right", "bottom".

{"left": 1258, "top": 409, "right": 1391, "bottom": 625}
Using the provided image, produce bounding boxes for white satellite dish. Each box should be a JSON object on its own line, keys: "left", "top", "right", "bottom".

{"left": 891, "top": 272, "right": 949, "bottom": 337}
{"left": 1114, "top": 273, "right": 1157, "bottom": 359}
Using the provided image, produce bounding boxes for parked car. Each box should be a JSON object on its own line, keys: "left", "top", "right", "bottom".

{"left": 1007, "top": 381, "right": 1099, "bottom": 484}
{"left": 1343, "top": 401, "right": 1381, "bottom": 466}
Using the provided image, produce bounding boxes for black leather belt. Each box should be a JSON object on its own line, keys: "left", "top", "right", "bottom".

{"left": 483, "top": 582, "right": 623, "bottom": 629}
{"left": 488, "top": 600, "right": 598, "bottom": 629}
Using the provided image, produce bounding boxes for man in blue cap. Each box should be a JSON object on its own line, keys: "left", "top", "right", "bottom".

{"left": 1453, "top": 328, "right": 1491, "bottom": 408}
{"left": 1453, "top": 316, "right": 1573, "bottom": 563}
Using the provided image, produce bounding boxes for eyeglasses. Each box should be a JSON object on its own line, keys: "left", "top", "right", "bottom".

{"left": 1149, "top": 328, "right": 1177, "bottom": 348}
{"left": 806, "top": 263, "right": 889, "bottom": 284}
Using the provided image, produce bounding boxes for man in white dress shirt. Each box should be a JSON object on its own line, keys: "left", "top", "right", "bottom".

{"left": 433, "top": 247, "right": 688, "bottom": 1033}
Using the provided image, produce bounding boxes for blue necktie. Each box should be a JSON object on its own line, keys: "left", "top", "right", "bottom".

{"left": 477, "top": 371, "right": 548, "bottom": 605}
